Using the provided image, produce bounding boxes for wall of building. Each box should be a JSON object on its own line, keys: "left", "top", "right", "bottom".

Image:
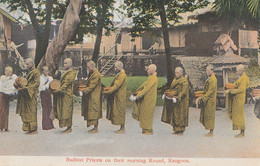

{"left": 121, "top": 31, "right": 142, "bottom": 53}
{"left": 169, "top": 29, "right": 186, "bottom": 47}
{"left": 100, "top": 30, "right": 117, "bottom": 54}
{"left": 3, "top": 16, "right": 11, "bottom": 44}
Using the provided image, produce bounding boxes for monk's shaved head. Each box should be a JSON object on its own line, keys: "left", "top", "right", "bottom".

{"left": 87, "top": 61, "right": 96, "bottom": 68}
{"left": 64, "top": 58, "right": 72, "bottom": 67}
{"left": 236, "top": 64, "right": 245, "bottom": 72}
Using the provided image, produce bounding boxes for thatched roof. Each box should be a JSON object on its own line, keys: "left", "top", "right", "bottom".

{"left": 210, "top": 53, "right": 249, "bottom": 65}
{"left": 175, "top": 56, "right": 212, "bottom": 89}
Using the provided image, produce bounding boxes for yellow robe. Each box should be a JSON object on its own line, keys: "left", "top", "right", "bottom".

{"left": 81, "top": 69, "right": 102, "bottom": 127}
{"left": 226, "top": 73, "right": 250, "bottom": 130}
{"left": 53, "top": 69, "right": 77, "bottom": 128}
{"left": 106, "top": 70, "right": 127, "bottom": 125}
{"left": 132, "top": 73, "right": 158, "bottom": 132}
{"left": 16, "top": 66, "right": 40, "bottom": 131}
{"left": 200, "top": 73, "right": 217, "bottom": 130}
{"left": 161, "top": 75, "right": 189, "bottom": 132}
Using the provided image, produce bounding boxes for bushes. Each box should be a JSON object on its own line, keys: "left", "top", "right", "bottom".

{"left": 246, "top": 59, "right": 260, "bottom": 88}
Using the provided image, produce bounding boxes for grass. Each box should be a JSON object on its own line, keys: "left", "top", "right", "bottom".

{"left": 73, "top": 76, "right": 167, "bottom": 107}
{"left": 101, "top": 76, "right": 167, "bottom": 91}
{"left": 101, "top": 76, "right": 167, "bottom": 107}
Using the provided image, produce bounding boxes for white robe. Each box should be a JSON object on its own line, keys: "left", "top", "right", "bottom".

{"left": 0, "top": 74, "right": 18, "bottom": 95}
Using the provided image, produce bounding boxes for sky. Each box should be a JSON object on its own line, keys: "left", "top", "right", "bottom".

{"left": 0, "top": 0, "right": 212, "bottom": 25}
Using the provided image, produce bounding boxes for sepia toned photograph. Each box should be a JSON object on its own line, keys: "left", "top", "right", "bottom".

{"left": 0, "top": 0, "right": 259, "bottom": 165}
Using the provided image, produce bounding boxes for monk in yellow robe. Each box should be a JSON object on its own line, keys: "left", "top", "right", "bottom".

{"left": 197, "top": 64, "right": 217, "bottom": 137}
{"left": 104, "top": 61, "right": 127, "bottom": 134}
{"left": 53, "top": 58, "right": 77, "bottom": 133}
{"left": 80, "top": 61, "right": 102, "bottom": 133}
{"left": 225, "top": 64, "right": 250, "bottom": 138}
{"left": 131, "top": 64, "right": 158, "bottom": 135}
{"left": 161, "top": 67, "right": 189, "bottom": 135}
{"left": 16, "top": 58, "right": 40, "bottom": 134}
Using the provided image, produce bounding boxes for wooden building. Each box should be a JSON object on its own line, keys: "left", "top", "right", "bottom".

{"left": 0, "top": 8, "right": 21, "bottom": 75}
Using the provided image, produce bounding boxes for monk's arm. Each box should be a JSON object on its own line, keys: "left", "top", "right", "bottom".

{"left": 26, "top": 71, "right": 40, "bottom": 97}
{"left": 107, "top": 74, "right": 126, "bottom": 94}
{"left": 178, "top": 80, "right": 188, "bottom": 101}
{"left": 83, "top": 75, "right": 100, "bottom": 94}
{"left": 136, "top": 79, "right": 155, "bottom": 98}
{"left": 202, "top": 79, "right": 216, "bottom": 103}
{"left": 60, "top": 72, "right": 76, "bottom": 93}
{"left": 230, "top": 79, "right": 246, "bottom": 95}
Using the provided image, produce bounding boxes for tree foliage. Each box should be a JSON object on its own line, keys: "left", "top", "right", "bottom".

{"left": 52, "top": 0, "right": 116, "bottom": 44}
{"left": 1, "top": 0, "right": 116, "bottom": 66}
{"left": 122, "top": 0, "right": 209, "bottom": 38}
{"left": 2, "top": 0, "right": 55, "bottom": 66}
{"left": 122, "top": 0, "right": 209, "bottom": 84}
{"left": 212, "top": 0, "right": 258, "bottom": 32}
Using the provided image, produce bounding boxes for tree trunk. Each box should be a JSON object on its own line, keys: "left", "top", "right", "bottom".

{"left": 158, "top": 2, "right": 174, "bottom": 85}
{"left": 34, "top": 0, "right": 53, "bottom": 67}
{"left": 0, "top": 14, "right": 8, "bottom": 75}
{"left": 38, "top": 0, "right": 83, "bottom": 74}
{"left": 258, "top": 3, "right": 260, "bottom": 66}
{"left": 25, "top": 0, "right": 52, "bottom": 67}
{"left": 92, "top": 0, "right": 108, "bottom": 64}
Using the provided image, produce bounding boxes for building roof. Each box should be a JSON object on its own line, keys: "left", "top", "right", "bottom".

{"left": 214, "top": 34, "right": 237, "bottom": 52}
{"left": 0, "top": 8, "right": 18, "bottom": 23}
{"left": 210, "top": 54, "right": 249, "bottom": 64}
{"left": 65, "top": 43, "right": 94, "bottom": 51}
{"left": 175, "top": 55, "right": 212, "bottom": 89}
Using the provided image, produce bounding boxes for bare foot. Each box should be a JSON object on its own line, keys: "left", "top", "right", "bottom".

{"left": 62, "top": 127, "right": 72, "bottom": 134}
{"left": 88, "top": 128, "right": 98, "bottom": 134}
{"left": 235, "top": 133, "right": 245, "bottom": 138}
{"left": 204, "top": 132, "right": 213, "bottom": 137}
{"left": 142, "top": 132, "right": 153, "bottom": 135}
{"left": 177, "top": 132, "right": 183, "bottom": 136}
{"left": 113, "top": 129, "right": 125, "bottom": 134}
{"left": 26, "top": 130, "right": 38, "bottom": 135}
{"left": 173, "top": 131, "right": 180, "bottom": 135}
{"left": 173, "top": 131, "right": 183, "bottom": 136}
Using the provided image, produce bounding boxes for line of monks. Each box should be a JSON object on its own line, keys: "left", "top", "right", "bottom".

{"left": 0, "top": 58, "right": 251, "bottom": 138}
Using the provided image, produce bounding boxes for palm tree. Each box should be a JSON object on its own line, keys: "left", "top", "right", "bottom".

{"left": 246, "top": 0, "right": 259, "bottom": 18}
{"left": 246, "top": 0, "right": 259, "bottom": 62}
{"left": 213, "top": 0, "right": 258, "bottom": 34}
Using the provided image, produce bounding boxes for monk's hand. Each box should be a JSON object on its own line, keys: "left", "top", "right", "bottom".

{"left": 172, "top": 97, "right": 178, "bottom": 103}
{"left": 79, "top": 91, "right": 83, "bottom": 97}
{"left": 195, "top": 98, "right": 199, "bottom": 108}
{"left": 225, "top": 90, "right": 230, "bottom": 95}
{"left": 129, "top": 95, "right": 135, "bottom": 101}
{"left": 253, "top": 96, "right": 260, "bottom": 102}
{"left": 197, "top": 97, "right": 202, "bottom": 103}
{"left": 129, "top": 95, "right": 137, "bottom": 101}
{"left": 162, "top": 94, "right": 166, "bottom": 100}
